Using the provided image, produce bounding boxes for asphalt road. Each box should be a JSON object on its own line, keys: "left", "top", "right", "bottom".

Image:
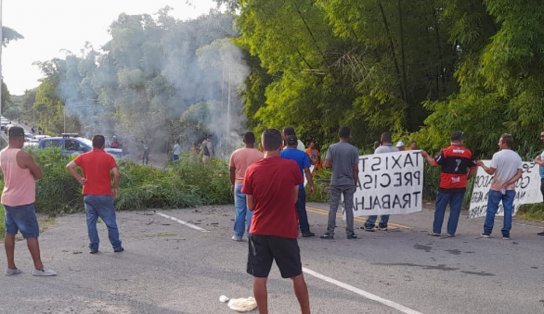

{"left": 1, "top": 202, "right": 543, "bottom": 314}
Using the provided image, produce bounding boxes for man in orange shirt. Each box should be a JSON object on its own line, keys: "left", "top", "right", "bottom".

{"left": 67, "top": 135, "right": 123, "bottom": 254}
{"left": 1, "top": 126, "right": 57, "bottom": 276}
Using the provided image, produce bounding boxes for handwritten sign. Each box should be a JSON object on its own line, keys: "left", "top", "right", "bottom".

{"left": 468, "top": 161, "right": 542, "bottom": 218}
{"left": 353, "top": 150, "right": 424, "bottom": 216}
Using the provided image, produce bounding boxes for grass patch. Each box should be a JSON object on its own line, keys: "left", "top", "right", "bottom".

{"left": 518, "top": 203, "right": 544, "bottom": 221}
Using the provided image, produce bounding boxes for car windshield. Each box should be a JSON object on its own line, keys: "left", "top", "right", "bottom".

{"left": 78, "top": 138, "right": 93, "bottom": 148}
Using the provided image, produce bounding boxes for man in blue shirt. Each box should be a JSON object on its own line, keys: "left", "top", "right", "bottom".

{"left": 280, "top": 134, "right": 315, "bottom": 237}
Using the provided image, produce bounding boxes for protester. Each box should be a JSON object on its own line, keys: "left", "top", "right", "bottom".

{"left": 282, "top": 127, "right": 305, "bottom": 151}
{"left": 534, "top": 130, "right": 544, "bottom": 236}
{"left": 373, "top": 141, "right": 380, "bottom": 150}
{"left": 201, "top": 138, "right": 212, "bottom": 163}
{"left": 66, "top": 135, "right": 124, "bottom": 253}
{"left": 477, "top": 134, "right": 522, "bottom": 239}
{"left": 409, "top": 140, "right": 418, "bottom": 150}
{"left": 396, "top": 141, "right": 405, "bottom": 151}
{"left": 281, "top": 134, "right": 316, "bottom": 237}
{"left": 142, "top": 140, "right": 150, "bottom": 165}
{"left": 364, "top": 132, "right": 399, "bottom": 232}
{"left": 172, "top": 140, "right": 181, "bottom": 161}
{"left": 421, "top": 131, "right": 477, "bottom": 237}
{"left": 110, "top": 136, "right": 122, "bottom": 149}
{"left": 305, "top": 140, "right": 322, "bottom": 172}
{"left": 243, "top": 128, "right": 310, "bottom": 314}
{"left": 229, "top": 132, "right": 263, "bottom": 241}
{"left": 321, "top": 127, "right": 360, "bottom": 239}
{"left": 1, "top": 126, "right": 57, "bottom": 276}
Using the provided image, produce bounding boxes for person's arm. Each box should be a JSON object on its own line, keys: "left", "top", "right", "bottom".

{"left": 303, "top": 167, "right": 314, "bottom": 194}
{"left": 111, "top": 167, "right": 120, "bottom": 199}
{"left": 503, "top": 169, "right": 523, "bottom": 188}
{"left": 293, "top": 186, "right": 299, "bottom": 204}
{"left": 420, "top": 150, "right": 438, "bottom": 167}
{"left": 468, "top": 166, "right": 477, "bottom": 179}
{"left": 477, "top": 160, "right": 496, "bottom": 175}
{"left": 246, "top": 194, "right": 254, "bottom": 211}
{"left": 17, "top": 151, "right": 42, "bottom": 180}
{"left": 229, "top": 167, "right": 236, "bottom": 185}
{"left": 66, "top": 160, "right": 85, "bottom": 185}
{"left": 352, "top": 164, "right": 360, "bottom": 187}
{"left": 534, "top": 155, "right": 544, "bottom": 165}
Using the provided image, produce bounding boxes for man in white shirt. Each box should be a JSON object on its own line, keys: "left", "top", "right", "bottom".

{"left": 477, "top": 134, "right": 522, "bottom": 239}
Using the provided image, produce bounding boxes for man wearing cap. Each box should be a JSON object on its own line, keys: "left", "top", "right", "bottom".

{"left": 1, "top": 126, "right": 56, "bottom": 276}
{"left": 229, "top": 132, "right": 263, "bottom": 241}
{"left": 282, "top": 127, "right": 305, "bottom": 151}
{"left": 364, "top": 132, "right": 398, "bottom": 232}
{"left": 421, "top": 131, "right": 477, "bottom": 237}
{"left": 280, "top": 133, "right": 315, "bottom": 237}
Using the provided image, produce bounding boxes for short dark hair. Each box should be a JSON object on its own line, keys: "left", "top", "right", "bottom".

{"left": 92, "top": 135, "right": 105, "bottom": 149}
{"left": 501, "top": 133, "right": 514, "bottom": 148}
{"left": 380, "top": 132, "right": 392, "bottom": 144}
{"left": 262, "top": 129, "right": 282, "bottom": 151}
{"left": 243, "top": 132, "right": 255, "bottom": 144}
{"left": 338, "top": 127, "right": 350, "bottom": 139}
{"left": 8, "top": 126, "right": 25, "bottom": 139}
{"left": 282, "top": 127, "right": 296, "bottom": 137}
{"left": 450, "top": 131, "right": 464, "bottom": 142}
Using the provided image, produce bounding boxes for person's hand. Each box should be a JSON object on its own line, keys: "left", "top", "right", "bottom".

{"left": 112, "top": 187, "right": 118, "bottom": 199}
{"left": 476, "top": 160, "right": 484, "bottom": 167}
{"left": 230, "top": 184, "right": 235, "bottom": 194}
{"left": 420, "top": 150, "right": 429, "bottom": 158}
{"left": 78, "top": 177, "right": 87, "bottom": 185}
{"left": 307, "top": 184, "right": 315, "bottom": 194}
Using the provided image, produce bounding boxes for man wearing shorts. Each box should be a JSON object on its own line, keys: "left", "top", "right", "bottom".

{"left": 1, "top": 126, "right": 56, "bottom": 276}
{"left": 243, "top": 128, "right": 310, "bottom": 314}
{"left": 67, "top": 135, "right": 123, "bottom": 254}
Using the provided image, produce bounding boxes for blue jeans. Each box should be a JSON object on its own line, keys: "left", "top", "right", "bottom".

{"left": 433, "top": 190, "right": 465, "bottom": 235}
{"left": 84, "top": 195, "right": 122, "bottom": 251}
{"left": 295, "top": 188, "right": 310, "bottom": 233}
{"left": 365, "top": 215, "right": 389, "bottom": 228}
{"left": 484, "top": 190, "right": 515, "bottom": 237}
{"left": 233, "top": 184, "right": 252, "bottom": 238}
{"left": 4, "top": 203, "right": 40, "bottom": 239}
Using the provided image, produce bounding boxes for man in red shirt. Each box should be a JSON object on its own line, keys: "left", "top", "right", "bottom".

{"left": 421, "top": 131, "right": 477, "bottom": 237}
{"left": 66, "top": 135, "right": 123, "bottom": 254}
{"left": 243, "top": 128, "right": 310, "bottom": 314}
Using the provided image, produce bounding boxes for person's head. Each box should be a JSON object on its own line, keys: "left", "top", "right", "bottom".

{"left": 410, "top": 140, "right": 418, "bottom": 150}
{"left": 243, "top": 132, "right": 256, "bottom": 146}
{"left": 540, "top": 130, "right": 544, "bottom": 143}
{"left": 338, "top": 127, "right": 350, "bottom": 140}
{"left": 261, "top": 128, "right": 282, "bottom": 152}
{"left": 380, "top": 132, "right": 392, "bottom": 144}
{"left": 286, "top": 134, "right": 298, "bottom": 147}
{"left": 450, "top": 131, "right": 464, "bottom": 144}
{"left": 92, "top": 135, "right": 106, "bottom": 149}
{"left": 396, "top": 141, "right": 405, "bottom": 150}
{"left": 8, "top": 126, "right": 25, "bottom": 148}
{"left": 309, "top": 140, "right": 316, "bottom": 148}
{"left": 499, "top": 133, "right": 514, "bottom": 149}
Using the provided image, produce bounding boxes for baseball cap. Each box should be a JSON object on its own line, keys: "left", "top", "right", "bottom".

{"left": 8, "top": 126, "right": 25, "bottom": 138}
{"left": 286, "top": 135, "right": 298, "bottom": 145}
{"left": 396, "top": 141, "right": 405, "bottom": 148}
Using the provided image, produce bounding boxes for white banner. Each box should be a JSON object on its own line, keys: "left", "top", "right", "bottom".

{"left": 353, "top": 150, "right": 424, "bottom": 216}
{"left": 468, "top": 161, "right": 542, "bottom": 218}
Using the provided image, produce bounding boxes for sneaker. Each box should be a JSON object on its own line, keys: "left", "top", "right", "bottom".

{"left": 481, "top": 233, "right": 491, "bottom": 238}
{"left": 346, "top": 234, "right": 358, "bottom": 239}
{"left": 378, "top": 225, "right": 388, "bottom": 231}
{"left": 32, "top": 268, "right": 57, "bottom": 276}
{"left": 446, "top": 233, "right": 455, "bottom": 238}
{"left": 301, "top": 231, "right": 315, "bottom": 238}
{"left": 5, "top": 268, "right": 22, "bottom": 276}
{"left": 89, "top": 249, "right": 99, "bottom": 254}
{"left": 231, "top": 235, "right": 243, "bottom": 241}
{"left": 428, "top": 232, "right": 441, "bottom": 237}
{"left": 502, "top": 236, "right": 511, "bottom": 240}
{"left": 362, "top": 225, "right": 375, "bottom": 232}
{"left": 537, "top": 230, "right": 544, "bottom": 236}
{"left": 114, "top": 247, "right": 125, "bottom": 253}
{"left": 320, "top": 233, "right": 334, "bottom": 239}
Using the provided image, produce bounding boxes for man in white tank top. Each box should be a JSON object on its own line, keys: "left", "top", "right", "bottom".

{"left": 0, "top": 126, "right": 56, "bottom": 276}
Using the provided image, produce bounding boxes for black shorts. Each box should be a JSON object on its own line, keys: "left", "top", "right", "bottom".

{"left": 247, "top": 234, "right": 302, "bottom": 279}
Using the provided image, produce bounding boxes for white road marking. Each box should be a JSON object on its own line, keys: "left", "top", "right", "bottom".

{"left": 155, "top": 212, "right": 210, "bottom": 233}
{"left": 302, "top": 267, "right": 423, "bottom": 314}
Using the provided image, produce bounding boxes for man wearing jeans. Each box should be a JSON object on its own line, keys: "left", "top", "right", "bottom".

{"left": 364, "top": 132, "right": 399, "bottom": 231}
{"left": 229, "top": 132, "right": 263, "bottom": 241}
{"left": 533, "top": 130, "right": 544, "bottom": 235}
{"left": 1, "top": 126, "right": 56, "bottom": 276}
{"left": 67, "top": 135, "right": 123, "bottom": 253}
{"left": 321, "top": 127, "right": 360, "bottom": 239}
{"left": 477, "top": 133, "right": 523, "bottom": 239}
{"left": 421, "top": 131, "right": 477, "bottom": 237}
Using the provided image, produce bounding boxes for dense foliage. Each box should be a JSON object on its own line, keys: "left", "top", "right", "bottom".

{"left": 11, "top": 149, "right": 233, "bottom": 216}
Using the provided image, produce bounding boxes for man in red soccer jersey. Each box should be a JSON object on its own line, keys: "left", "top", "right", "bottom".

{"left": 66, "top": 135, "right": 123, "bottom": 254}
{"left": 421, "top": 131, "right": 477, "bottom": 237}
{"left": 243, "top": 128, "right": 310, "bottom": 314}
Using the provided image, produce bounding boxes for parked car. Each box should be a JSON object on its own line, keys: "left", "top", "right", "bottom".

{"left": 38, "top": 135, "right": 124, "bottom": 159}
